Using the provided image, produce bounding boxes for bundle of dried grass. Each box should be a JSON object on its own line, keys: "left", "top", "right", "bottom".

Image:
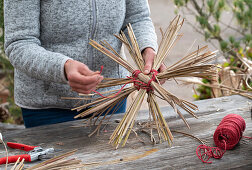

{"left": 66, "top": 16, "right": 218, "bottom": 148}
{"left": 181, "top": 51, "right": 252, "bottom": 99}
{"left": 26, "top": 150, "right": 83, "bottom": 170}
{"left": 11, "top": 158, "right": 24, "bottom": 170}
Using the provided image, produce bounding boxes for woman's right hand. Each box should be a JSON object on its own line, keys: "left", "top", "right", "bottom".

{"left": 64, "top": 60, "right": 103, "bottom": 94}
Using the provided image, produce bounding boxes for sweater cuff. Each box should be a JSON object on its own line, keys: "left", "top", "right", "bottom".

{"left": 60, "top": 57, "right": 73, "bottom": 84}
{"left": 139, "top": 39, "right": 158, "bottom": 53}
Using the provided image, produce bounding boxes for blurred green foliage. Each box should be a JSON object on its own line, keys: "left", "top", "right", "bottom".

{"left": 0, "top": 0, "right": 22, "bottom": 124}
{"left": 173, "top": 0, "right": 252, "bottom": 99}
{"left": 193, "top": 78, "right": 212, "bottom": 100}
{"left": 174, "top": 0, "right": 252, "bottom": 57}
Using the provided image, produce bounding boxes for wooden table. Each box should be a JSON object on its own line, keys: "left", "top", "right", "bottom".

{"left": 1, "top": 95, "right": 251, "bottom": 169}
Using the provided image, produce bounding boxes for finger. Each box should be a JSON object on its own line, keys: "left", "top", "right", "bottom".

{"left": 158, "top": 63, "right": 166, "bottom": 73}
{"left": 143, "top": 54, "right": 154, "bottom": 75}
{"left": 142, "top": 48, "right": 156, "bottom": 75}
{"left": 158, "top": 64, "right": 167, "bottom": 85}
{"left": 94, "top": 71, "right": 101, "bottom": 75}
{"left": 83, "top": 73, "right": 103, "bottom": 82}
{"left": 81, "top": 75, "right": 103, "bottom": 86}
{"left": 69, "top": 75, "right": 103, "bottom": 90}
{"left": 72, "top": 82, "right": 100, "bottom": 94}
{"left": 69, "top": 81, "right": 97, "bottom": 91}
{"left": 78, "top": 64, "right": 97, "bottom": 76}
{"left": 70, "top": 79, "right": 101, "bottom": 93}
{"left": 68, "top": 73, "right": 102, "bottom": 85}
{"left": 71, "top": 88, "right": 93, "bottom": 94}
{"left": 159, "top": 79, "right": 166, "bottom": 85}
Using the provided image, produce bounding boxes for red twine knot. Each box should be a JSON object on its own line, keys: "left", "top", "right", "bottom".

{"left": 130, "top": 69, "right": 158, "bottom": 92}
{"left": 92, "top": 67, "right": 159, "bottom": 98}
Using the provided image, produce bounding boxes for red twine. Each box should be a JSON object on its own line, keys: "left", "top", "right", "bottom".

{"left": 196, "top": 114, "right": 250, "bottom": 163}
{"left": 99, "top": 65, "right": 104, "bottom": 74}
{"left": 92, "top": 66, "right": 158, "bottom": 98}
{"left": 129, "top": 69, "right": 158, "bottom": 92}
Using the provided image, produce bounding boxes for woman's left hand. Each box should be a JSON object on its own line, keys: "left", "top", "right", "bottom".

{"left": 142, "top": 47, "right": 166, "bottom": 84}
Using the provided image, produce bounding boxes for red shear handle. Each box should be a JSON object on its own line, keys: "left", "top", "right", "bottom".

{"left": 0, "top": 154, "right": 31, "bottom": 165}
{"left": 7, "top": 142, "right": 37, "bottom": 151}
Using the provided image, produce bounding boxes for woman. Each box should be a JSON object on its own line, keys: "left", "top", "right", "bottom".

{"left": 4, "top": 0, "right": 163, "bottom": 128}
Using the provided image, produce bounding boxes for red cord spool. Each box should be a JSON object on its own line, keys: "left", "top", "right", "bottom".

{"left": 196, "top": 114, "right": 249, "bottom": 163}
{"left": 213, "top": 114, "right": 245, "bottom": 150}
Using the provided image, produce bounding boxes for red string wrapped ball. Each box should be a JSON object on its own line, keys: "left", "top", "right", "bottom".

{"left": 213, "top": 114, "right": 246, "bottom": 150}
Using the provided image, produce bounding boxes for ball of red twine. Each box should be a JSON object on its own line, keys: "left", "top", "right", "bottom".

{"left": 214, "top": 114, "right": 245, "bottom": 150}
{"left": 196, "top": 114, "right": 249, "bottom": 163}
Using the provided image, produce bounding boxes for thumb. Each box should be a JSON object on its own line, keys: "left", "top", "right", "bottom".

{"left": 144, "top": 59, "right": 152, "bottom": 74}
{"left": 142, "top": 48, "right": 155, "bottom": 75}
{"left": 143, "top": 55, "right": 154, "bottom": 75}
{"left": 78, "top": 63, "right": 96, "bottom": 76}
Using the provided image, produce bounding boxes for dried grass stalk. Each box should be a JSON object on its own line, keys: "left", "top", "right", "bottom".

{"left": 66, "top": 16, "right": 218, "bottom": 148}
{"left": 180, "top": 50, "right": 252, "bottom": 99}
{"left": 180, "top": 78, "right": 252, "bottom": 99}
{"left": 0, "top": 133, "right": 8, "bottom": 170}
{"left": 27, "top": 150, "right": 82, "bottom": 170}
{"left": 11, "top": 158, "right": 24, "bottom": 170}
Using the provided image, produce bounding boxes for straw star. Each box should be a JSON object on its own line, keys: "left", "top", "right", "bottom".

{"left": 67, "top": 16, "right": 218, "bottom": 149}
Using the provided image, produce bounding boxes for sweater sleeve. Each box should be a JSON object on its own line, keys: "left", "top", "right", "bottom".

{"left": 122, "top": 0, "right": 158, "bottom": 52}
{"left": 4, "top": 0, "right": 71, "bottom": 83}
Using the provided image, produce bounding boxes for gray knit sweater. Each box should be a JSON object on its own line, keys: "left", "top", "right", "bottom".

{"left": 4, "top": 0, "right": 157, "bottom": 109}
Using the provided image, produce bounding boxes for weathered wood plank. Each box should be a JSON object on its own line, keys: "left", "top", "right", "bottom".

{"left": 0, "top": 95, "right": 251, "bottom": 169}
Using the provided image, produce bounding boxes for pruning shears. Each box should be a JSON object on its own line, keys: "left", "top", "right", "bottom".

{"left": 0, "top": 142, "right": 54, "bottom": 165}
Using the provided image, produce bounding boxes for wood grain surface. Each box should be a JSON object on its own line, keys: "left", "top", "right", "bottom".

{"left": 1, "top": 95, "right": 251, "bottom": 169}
